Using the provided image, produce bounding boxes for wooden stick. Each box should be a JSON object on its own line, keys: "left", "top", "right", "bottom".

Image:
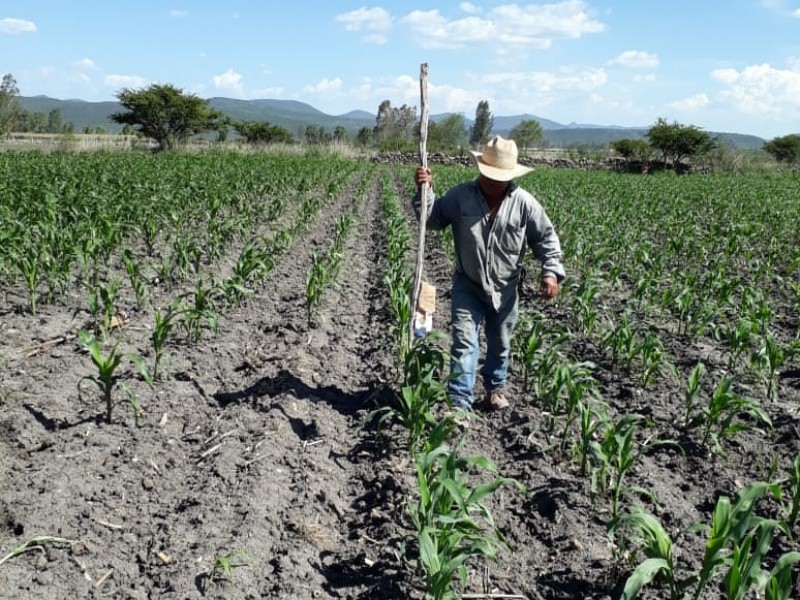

{"left": 409, "top": 62, "right": 432, "bottom": 347}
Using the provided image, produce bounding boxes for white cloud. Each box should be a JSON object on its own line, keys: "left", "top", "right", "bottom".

{"left": 793, "top": 8, "right": 800, "bottom": 17}
{"left": 668, "top": 93, "right": 710, "bottom": 111}
{"left": 459, "top": 2, "right": 482, "bottom": 14}
{"left": 712, "top": 63, "right": 800, "bottom": 117}
{"left": 105, "top": 74, "right": 147, "bottom": 89}
{"left": 711, "top": 68, "right": 739, "bottom": 84}
{"left": 401, "top": 0, "right": 604, "bottom": 51}
{"left": 303, "top": 77, "right": 343, "bottom": 94}
{"left": 74, "top": 58, "right": 98, "bottom": 70}
{"left": 0, "top": 17, "right": 36, "bottom": 34}
{"left": 212, "top": 68, "right": 245, "bottom": 97}
{"left": 335, "top": 7, "right": 392, "bottom": 36}
{"left": 481, "top": 68, "right": 607, "bottom": 93}
{"left": 609, "top": 50, "right": 659, "bottom": 69}
{"left": 170, "top": 10, "right": 188, "bottom": 18}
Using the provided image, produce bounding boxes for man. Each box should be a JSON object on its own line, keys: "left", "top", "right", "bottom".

{"left": 413, "top": 135, "right": 565, "bottom": 411}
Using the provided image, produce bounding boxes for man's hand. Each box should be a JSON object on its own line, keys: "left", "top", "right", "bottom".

{"left": 540, "top": 276, "right": 559, "bottom": 300}
{"left": 415, "top": 167, "right": 432, "bottom": 189}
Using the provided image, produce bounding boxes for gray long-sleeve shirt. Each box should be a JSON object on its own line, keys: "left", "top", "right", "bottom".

{"left": 413, "top": 179, "right": 565, "bottom": 311}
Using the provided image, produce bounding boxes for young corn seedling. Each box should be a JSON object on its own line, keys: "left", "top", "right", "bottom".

{"left": 78, "top": 331, "right": 151, "bottom": 424}
{"left": 151, "top": 301, "right": 182, "bottom": 381}
{"left": 784, "top": 452, "right": 800, "bottom": 529}
{"left": 211, "top": 550, "right": 251, "bottom": 581}
{"left": 682, "top": 362, "right": 707, "bottom": 429}
{"left": 589, "top": 414, "right": 677, "bottom": 520}
{"left": 716, "top": 318, "right": 754, "bottom": 371}
{"left": 411, "top": 440, "right": 524, "bottom": 600}
{"left": 575, "top": 396, "right": 610, "bottom": 476}
{"left": 511, "top": 312, "right": 545, "bottom": 396}
{"left": 750, "top": 332, "right": 800, "bottom": 402}
{"left": 0, "top": 536, "right": 80, "bottom": 566}
{"left": 722, "top": 516, "right": 792, "bottom": 600}
{"left": 97, "top": 278, "right": 122, "bottom": 338}
{"left": 123, "top": 249, "right": 148, "bottom": 309}
{"left": 180, "top": 279, "right": 221, "bottom": 343}
{"left": 699, "top": 376, "right": 772, "bottom": 456}
{"left": 305, "top": 248, "right": 327, "bottom": 327}
{"left": 616, "top": 482, "right": 786, "bottom": 600}
{"left": 366, "top": 335, "right": 449, "bottom": 452}
{"left": 611, "top": 511, "right": 679, "bottom": 600}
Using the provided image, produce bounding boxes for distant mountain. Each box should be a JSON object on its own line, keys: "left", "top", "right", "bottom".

{"left": 16, "top": 95, "right": 767, "bottom": 150}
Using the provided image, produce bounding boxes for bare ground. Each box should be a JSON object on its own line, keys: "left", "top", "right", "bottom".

{"left": 1, "top": 168, "right": 799, "bottom": 600}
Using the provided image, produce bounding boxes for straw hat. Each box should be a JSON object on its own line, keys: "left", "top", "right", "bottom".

{"left": 469, "top": 136, "right": 533, "bottom": 181}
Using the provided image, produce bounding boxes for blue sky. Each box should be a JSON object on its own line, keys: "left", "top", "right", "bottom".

{"left": 2, "top": 1, "right": 799, "bottom": 138}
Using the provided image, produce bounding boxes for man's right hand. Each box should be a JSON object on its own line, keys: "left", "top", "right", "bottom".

{"left": 415, "top": 167, "right": 432, "bottom": 189}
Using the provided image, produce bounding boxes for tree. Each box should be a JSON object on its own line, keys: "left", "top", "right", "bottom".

{"left": 356, "top": 126, "right": 372, "bottom": 147}
{"left": 469, "top": 100, "right": 493, "bottom": 148}
{"left": 47, "top": 108, "right": 62, "bottom": 134}
{"left": 333, "top": 125, "right": 348, "bottom": 143}
{"left": 111, "top": 83, "right": 223, "bottom": 151}
{"left": 610, "top": 138, "right": 652, "bottom": 160}
{"left": 646, "top": 117, "right": 717, "bottom": 168}
{"left": 373, "top": 100, "right": 417, "bottom": 150}
{"left": 234, "top": 120, "right": 293, "bottom": 145}
{"left": 509, "top": 119, "right": 543, "bottom": 152}
{"left": 763, "top": 134, "right": 800, "bottom": 169}
{"left": 429, "top": 113, "right": 467, "bottom": 152}
{"left": 0, "top": 73, "right": 20, "bottom": 136}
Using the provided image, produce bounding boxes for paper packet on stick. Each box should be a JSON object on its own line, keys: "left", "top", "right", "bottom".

{"left": 413, "top": 282, "right": 436, "bottom": 338}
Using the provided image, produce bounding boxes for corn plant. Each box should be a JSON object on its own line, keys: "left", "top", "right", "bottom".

{"left": 575, "top": 396, "right": 610, "bottom": 476}
{"left": 123, "top": 249, "right": 148, "bottom": 309}
{"left": 97, "top": 278, "right": 122, "bottom": 338}
{"left": 12, "top": 246, "right": 42, "bottom": 315}
{"left": 615, "top": 482, "right": 787, "bottom": 600}
{"left": 410, "top": 440, "right": 524, "bottom": 600}
{"left": 783, "top": 453, "right": 800, "bottom": 529}
{"left": 589, "top": 414, "right": 676, "bottom": 520}
{"left": 750, "top": 332, "right": 800, "bottom": 402}
{"left": 697, "top": 376, "right": 772, "bottom": 455}
{"left": 0, "top": 536, "right": 79, "bottom": 566}
{"left": 716, "top": 318, "right": 754, "bottom": 371}
{"left": 366, "top": 335, "right": 449, "bottom": 452}
{"left": 180, "top": 279, "right": 221, "bottom": 343}
{"left": 305, "top": 248, "right": 327, "bottom": 327}
{"left": 78, "top": 331, "right": 151, "bottom": 424}
{"left": 510, "top": 311, "right": 546, "bottom": 395}
{"left": 211, "top": 550, "right": 251, "bottom": 581}
{"left": 682, "top": 362, "right": 707, "bottom": 429}
{"left": 151, "top": 301, "right": 182, "bottom": 380}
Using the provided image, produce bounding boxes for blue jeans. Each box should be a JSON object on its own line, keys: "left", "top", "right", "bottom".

{"left": 448, "top": 275, "right": 519, "bottom": 409}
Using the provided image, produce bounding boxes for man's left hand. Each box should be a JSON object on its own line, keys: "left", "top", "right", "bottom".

{"left": 540, "top": 276, "right": 559, "bottom": 300}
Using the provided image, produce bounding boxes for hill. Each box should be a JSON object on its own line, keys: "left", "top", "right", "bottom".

{"left": 17, "top": 96, "right": 767, "bottom": 150}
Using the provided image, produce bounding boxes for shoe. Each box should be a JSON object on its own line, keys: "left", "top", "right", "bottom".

{"left": 485, "top": 389, "right": 510, "bottom": 410}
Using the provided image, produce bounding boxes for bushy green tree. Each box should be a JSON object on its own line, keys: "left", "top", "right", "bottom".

{"left": 111, "top": 83, "right": 223, "bottom": 151}
{"left": 647, "top": 117, "right": 717, "bottom": 168}
{"left": 509, "top": 119, "right": 543, "bottom": 152}
{"left": 234, "top": 120, "right": 293, "bottom": 145}
{"left": 611, "top": 138, "right": 652, "bottom": 160}
{"left": 356, "top": 126, "right": 372, "bottom": 147}
{"left": 763, "top": 134, "right": 800, "bottom": 168}
{"left": 469, "top": 100, "right": 493, "bottom": 148}
{"left": 428, "top": 113, "right": 467, "bottom": 152}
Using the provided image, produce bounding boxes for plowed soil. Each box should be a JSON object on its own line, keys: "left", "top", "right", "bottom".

{"left": 1, "top": 167, "right": 798, "bottom": 600}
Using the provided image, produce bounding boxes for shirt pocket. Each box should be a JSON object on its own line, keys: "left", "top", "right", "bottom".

{"left": 498, "top": 218, "right": 525, "bottom": 256}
